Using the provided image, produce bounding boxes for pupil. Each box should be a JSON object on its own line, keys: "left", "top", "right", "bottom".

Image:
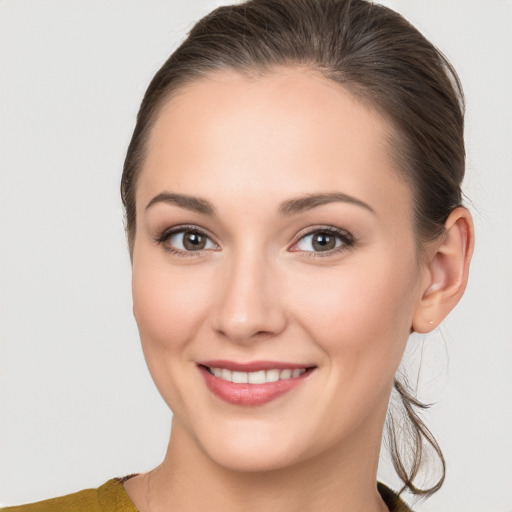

{"left": 312, "top": 233, "right": 335, "bottom": 251}
{"left": 184, "top": 232, "right": 205, "bottom": 250}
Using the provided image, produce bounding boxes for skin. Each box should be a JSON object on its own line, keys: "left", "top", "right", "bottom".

{"left": 125, "top": 68, "right": 473, "bottom": 512}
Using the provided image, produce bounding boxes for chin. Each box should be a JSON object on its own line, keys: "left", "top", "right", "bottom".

{"left": 207, "top": 443, "right": 301, "bottom": 474}
{"left": 193, "top": 418, "right": 311, "bottom": 473}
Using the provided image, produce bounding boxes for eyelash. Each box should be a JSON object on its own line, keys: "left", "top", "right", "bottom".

{"left": 155, "top": 225, "right": 355, "bottom": 258}
{"left": 155, "top": 224, "right": 218, "bottom": 258}
{"left": 290, "top": 226, "right": 355, "bottom": 258}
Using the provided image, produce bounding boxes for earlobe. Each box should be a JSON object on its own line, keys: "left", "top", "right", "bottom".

{"left": 412, "top": 207, "right": 474, "bottom": 333}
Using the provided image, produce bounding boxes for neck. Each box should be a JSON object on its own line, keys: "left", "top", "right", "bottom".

{"left": 146, "top": 417, "right": 389, "bottom": 512}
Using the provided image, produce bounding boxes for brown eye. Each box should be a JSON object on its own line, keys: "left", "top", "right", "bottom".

{"left": 292, "top": 228, "right": 353, "bottom": 254}
{"left": 183, "top": 231, "right": 206, "bottom": 250}
{"left": 166, "top": 229, "right": 218, "bottom": 252}
{"left": 311, "top": 232, "right": 336, "bottom": 251}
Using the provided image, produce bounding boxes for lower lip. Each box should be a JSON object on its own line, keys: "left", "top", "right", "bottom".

{"left": 198, "top": 366, "right": 312, "bottom": 406}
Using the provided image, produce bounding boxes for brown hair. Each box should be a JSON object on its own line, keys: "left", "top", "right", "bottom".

{"left": 121, "top": 0, "right": 465, "bottom": 497}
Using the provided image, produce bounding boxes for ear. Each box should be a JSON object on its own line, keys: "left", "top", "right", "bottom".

{"left": 412, "top": 207, "right": 474, "bottom": 333}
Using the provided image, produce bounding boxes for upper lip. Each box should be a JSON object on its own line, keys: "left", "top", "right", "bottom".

{"left": 198, "top": 360, "right": 316, "bottom": 372}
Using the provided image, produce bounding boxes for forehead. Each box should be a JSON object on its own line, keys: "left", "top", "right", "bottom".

{"left": 138, "top": 68, "right": 411, "bottom": 218}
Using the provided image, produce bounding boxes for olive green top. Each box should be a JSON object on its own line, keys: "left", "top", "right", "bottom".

{"left": 1, "top": 479, "right": 137, "bottom": 512}
{"left": 1, "top": 478, "right": 412, "bottom": 511}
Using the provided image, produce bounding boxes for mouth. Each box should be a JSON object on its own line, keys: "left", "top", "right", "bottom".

{"left": 197, "top": 360, "right": 316, "bottom": 406}
{"left": 204, "top": 366, "right": 306, "bottom": 383}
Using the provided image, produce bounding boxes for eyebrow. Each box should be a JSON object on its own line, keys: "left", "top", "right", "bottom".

{"left": 145, "top": 192, "right": 216, "bottom": 215}
{"left": 145, "top": 191, "right": 374, "bottom": 217}
{"left": 278, "top": 193, "right": 374, "bottom": 215}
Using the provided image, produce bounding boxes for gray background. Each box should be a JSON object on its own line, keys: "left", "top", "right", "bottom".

{"left": 1, "top": 1, "right": 511, "bottom": 510}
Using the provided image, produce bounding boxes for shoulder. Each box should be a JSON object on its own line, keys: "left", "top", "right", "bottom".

{"left": 0, "top": 478, "right": 139, "bottom": 512}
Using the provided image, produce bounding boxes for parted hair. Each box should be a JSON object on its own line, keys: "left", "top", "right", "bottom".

{"left": 121, "top": 0, "right": 465, "bottom": 497}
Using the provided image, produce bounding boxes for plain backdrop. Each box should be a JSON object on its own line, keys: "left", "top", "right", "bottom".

{"left": 1, "top": 1, "right": 511, "bottom": 511}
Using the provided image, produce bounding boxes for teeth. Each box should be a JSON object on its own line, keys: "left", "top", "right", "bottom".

{"left": 232, "top": 371, "right": 248, "bottom": 384}
{"left": 280, "top": 369, "right": 292, "bottom": 379}
{"left": 208, "top": 367, "right": 307, "bottom": 383}
{"left": 266, "top": 369, "right": 280, "bottom": 382}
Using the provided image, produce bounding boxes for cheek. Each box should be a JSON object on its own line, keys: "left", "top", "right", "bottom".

{"left": 131, "top": 256, "right": 214, "bottom": 363}
{"left": 289, "top": 255, "right": 419, "bottom": 376}
{"left": 283, "top": 256, "right": 420, "bottom": 441}
{"left": 131, "top": 254, "right": 219, "bottom": 415}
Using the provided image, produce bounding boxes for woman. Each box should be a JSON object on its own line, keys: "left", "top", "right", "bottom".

{"left": 1, "top": 0, "right": 475, "bottom": 511}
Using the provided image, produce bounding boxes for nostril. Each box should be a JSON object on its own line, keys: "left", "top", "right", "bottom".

{"left": 211, "top": 270, "right": 288, "bottom": 343}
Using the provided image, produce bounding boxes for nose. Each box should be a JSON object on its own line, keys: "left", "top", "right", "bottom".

{"left": 211, "top": 249, "right": 287, "bottom": 344}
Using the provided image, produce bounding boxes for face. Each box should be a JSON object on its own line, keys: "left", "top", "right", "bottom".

{"left": 132, "top": 69, "right": 428, "bottom": 472}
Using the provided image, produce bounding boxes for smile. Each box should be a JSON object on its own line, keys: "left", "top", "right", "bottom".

{"left": 197, "top": 361, "right": 315, "bottom": 406}
{"left": 206, "top": 367, "right": 306, "bottom": 383}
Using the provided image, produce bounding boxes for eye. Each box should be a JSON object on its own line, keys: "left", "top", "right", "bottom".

{"left": 158, "top": 227, "right": 218, "bottom": 254}
{"left": 291, "top": 228, "right": 354, "bottom": 254}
